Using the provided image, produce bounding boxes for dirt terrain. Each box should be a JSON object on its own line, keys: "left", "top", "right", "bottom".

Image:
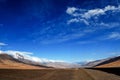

{"left": 0, "top": 68, "right": 120, "bottom": 80}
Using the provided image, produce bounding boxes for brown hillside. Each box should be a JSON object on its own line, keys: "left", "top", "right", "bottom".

{"left": 0, "top": 54, "right": 46, "bottom": 69}
{"left": 97, "top": 59, "right": 120, "bottom": 68}
{"left": 96, "top": 56, "right": 120, "bottom": 68}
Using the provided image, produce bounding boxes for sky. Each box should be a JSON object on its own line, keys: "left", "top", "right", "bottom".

{"left": 0, "top": 0, "right": 120, "bottom": 62}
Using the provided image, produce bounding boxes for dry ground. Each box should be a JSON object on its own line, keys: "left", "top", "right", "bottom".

{"left": 0, "top": 68, "right": 120, "bottom": 80}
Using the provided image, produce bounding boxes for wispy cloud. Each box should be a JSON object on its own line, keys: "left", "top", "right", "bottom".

{"left": 30, "top": 5, "right": 120, "bottom": 44}
{"left": 67, "top": 18, "right": 89, "bottom": 25}
{"left": 106, "top": 32, "right": 120, "bottom": 40}
{"left": 81, "top": 5, "right": 120, "bottom": 19}
{"left": 0, "top": 42, "right": 7, "bottom": 46}
{"left": 31, "top": 19, "right": 93, "bottom": 44}
{"left": 110, "top": 52, "right": 120, "bottom": 56}
{"left": 65, "top": 5, "right": 120, "bottom": 43}
{"left": 77, "top": 40, "right": 96, "bottom": 44}
{"left": 67, "top": 5, "right": 120, "bottom": 19}
{"left": 98, "top": 22, "right": 120, "bottom": 28}
{"left": 67, "top": 18, "right": 79, "bottom": 24}
{"left": 39, "top": 32, "right": 85, "bottom": 44}
{"left": 66, "top": 5, "right": 120, "bottom": 25}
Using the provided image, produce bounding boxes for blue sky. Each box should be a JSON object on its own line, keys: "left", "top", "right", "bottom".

{"left": 0, "top": 0, "right": 120, "bottom": 62}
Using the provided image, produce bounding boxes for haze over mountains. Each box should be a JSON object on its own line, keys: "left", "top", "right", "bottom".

{"left": 0, "top": 52, "right": 120, "bottom": 69}
{"left": 0, "top": 53, "right": 81, "bottom": 68}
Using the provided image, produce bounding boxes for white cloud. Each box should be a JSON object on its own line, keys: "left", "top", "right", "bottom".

{"left": 98, "top": 22, "right": 120, "bottom": 28}
{"left": 66, "top": 5, "right": 120, "bottom": 25}
{"left": 104, "top": 5, "right": 118, "bottom": 11}
{"left": 0, "top": 50, "right": 64, "bottom": 63}
{"left": 67, "top": 5, "right": 120, "bottom": 19}
{"left": 66, "top": 7, "right": 78, "bottom": 16}
{"left": 67, "top": 18, "right": 89, "bottom": 25}
{"left": 107, "top": 32, "right": 120, "bottom": 40}
{"left": 67, "top": 18, "right": 80, "bottom": 24}
{"left": 80, "top": 19, "right": 89, "bottom": 25}
{"left": 0, "top": 42, "right": 7, "bottom": 46}
{"left": 81, "top": 5, "right": 120, "bottom": 19}
{"left": 82, "top": 9, "right": 105, "bottom": 19}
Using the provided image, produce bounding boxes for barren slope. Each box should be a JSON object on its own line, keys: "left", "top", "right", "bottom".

{"left": 97, "top": 60, "right": 120, "bottom": 67}
{"left": 96, "top": 56, "right": 120, "bottom": 68}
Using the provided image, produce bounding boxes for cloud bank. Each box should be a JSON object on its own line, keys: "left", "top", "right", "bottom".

{"left": 66, "top": 5, "right": 120, "bottom": 25}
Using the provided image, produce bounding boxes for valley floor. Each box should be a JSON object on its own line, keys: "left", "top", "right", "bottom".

{"left": 0, "top": 68, "right": 120, "bottom": 80}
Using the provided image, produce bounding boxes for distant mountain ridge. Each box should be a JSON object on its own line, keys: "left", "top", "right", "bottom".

{"left": 0, "top": 53, "right": 81, "bottom": 68}
{"left": 83, "top": 56, "right": 120, "bottom": 68}
{"left": 96, "top": 56, "right": 120, "bottom": 67}
{"left": 15, "top": 53, "right": 81, "bottom": 68}
{"left": 0, "top": 52, "right": 120, "bottom": 69}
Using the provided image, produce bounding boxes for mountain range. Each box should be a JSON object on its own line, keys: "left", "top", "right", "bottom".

{"left": 0, "top": 53, "right": 120, "bottom": 69}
